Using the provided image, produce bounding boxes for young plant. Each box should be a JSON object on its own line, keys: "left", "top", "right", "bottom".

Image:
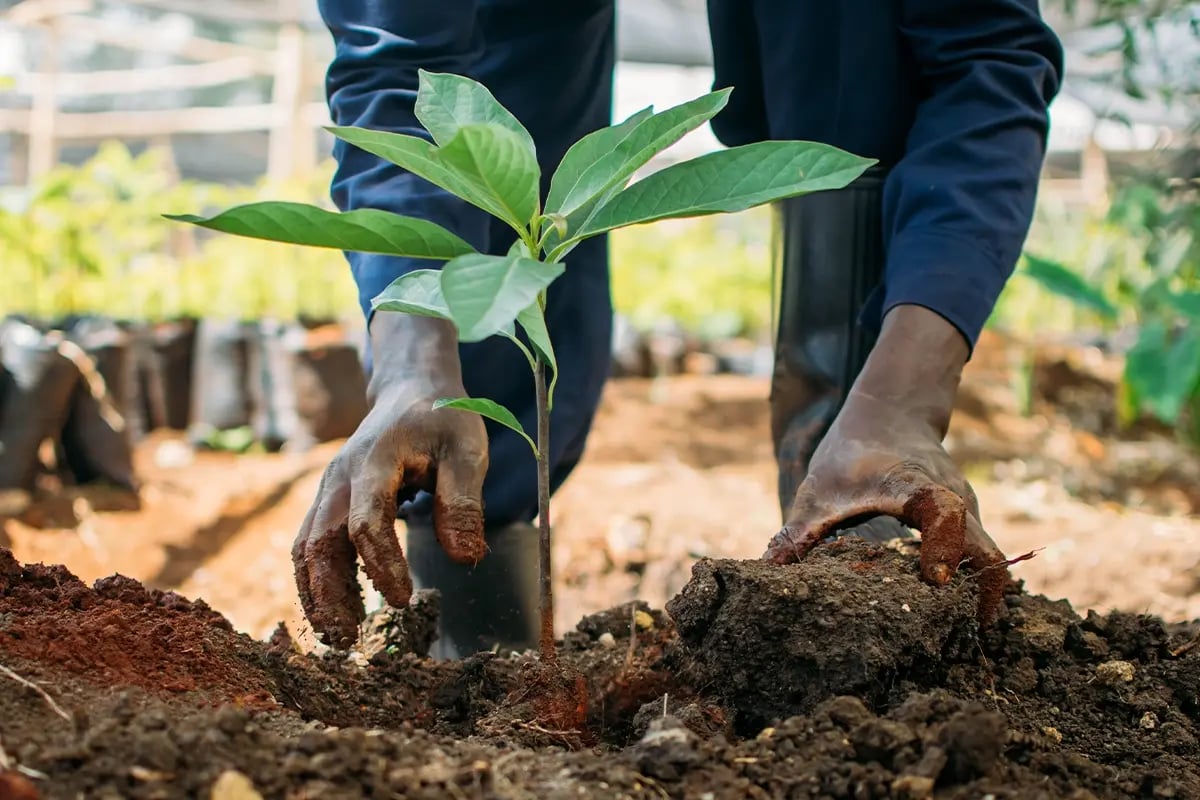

{"left": 169, "top": 71, "right": 876, "bottom": 662}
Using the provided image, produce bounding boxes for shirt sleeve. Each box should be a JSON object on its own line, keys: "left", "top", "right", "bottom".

{"left": 873, "top": 0, "right": 1065, "bottom": 351}
{"left": 316, "top": 1, "right": 489, "bottom": 322}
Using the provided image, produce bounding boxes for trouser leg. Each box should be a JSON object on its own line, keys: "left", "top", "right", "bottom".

{"left": 404, "top": 0, "right": 617, "bottom": 659}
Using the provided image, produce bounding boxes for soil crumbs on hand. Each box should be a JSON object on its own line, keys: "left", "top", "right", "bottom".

{"left": 1, "top": 541, "right": 1198, "bottom": 800}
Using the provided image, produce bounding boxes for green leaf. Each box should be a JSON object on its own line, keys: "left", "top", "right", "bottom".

{"left": 545, "top": 93, "right": 731, "bottom": 242}
{"left": 440, "top": 253, "right": 564, "bottom": 342}
{"left": 544, "top": 105, "right": 654, "bottom": 219}
{"left": 1166, "top": 290, "right": 1200, "bottom": 320}
{"left": 371, "top": 269, "right": 451, "bottom": 319}
{"left": 572, "top": 140, "right": 876, "bottom": 240}
{"left": 415, "top": 70, "right": 536, "bottom": 155}
{"left": 517, "top": 301, "right": 557, "bottom": 406}
{"left": 1020, "top": 254, "right": 1118, "bottom": 319}
{"left": 1124, "top": 322, "right": 1200, "bottom": 424}
{"left": 327, "top": 126, "right": 530, "bottom": 233}
{"left": 436, "top": 125, "right": 540, "bottom": 230}
{"left": 166, "top": 202, "right": 476, "bottom": 260}
{"left": 433, "top": 397, "right": 536, "bottom": 455}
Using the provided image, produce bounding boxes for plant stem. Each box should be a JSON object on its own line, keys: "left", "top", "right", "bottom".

{"left": 534, "top": 352, "right": 556, "bottom": 663}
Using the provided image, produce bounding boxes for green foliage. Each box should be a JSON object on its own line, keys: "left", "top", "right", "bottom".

{"left": 171, "top": 69, "right": 876, "bottom": 453}
{"left": 432, "top": 397, "right": 535, "bottom": 453}
{"left": 1012, "top": 181, "right": 1200, "bottom": 440}
{"left": 0, "top": 143, "right": 359, "bottom": 322}
{"left": 167, "top": 202, "right": 477, "bottom": 260}
{"left": 610, "top": 208, "right": 774, "bottom": 338}
{"left": 1019, "top": 253, "right": 1119, "bottom": 319}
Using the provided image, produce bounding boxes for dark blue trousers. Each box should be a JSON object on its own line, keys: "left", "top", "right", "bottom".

{"left": 318, "top": 0, "right": 1062, "bottom": 528}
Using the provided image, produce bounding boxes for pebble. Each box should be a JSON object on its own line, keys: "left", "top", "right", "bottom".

{"left": 598, "top": 632, "right": 617, "bottom": 649}
{"left": 210, "top": 770, "right": 264, "bottom": 800}
{"left": 1139, "top": 712, "right": 1159, "bottom": 730}
{"left": 1095, "top": 660, "right": 1136, "bottom": 686}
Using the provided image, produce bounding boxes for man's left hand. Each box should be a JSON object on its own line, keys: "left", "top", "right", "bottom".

{"left": 762, "top": 305, "right": 1010, "bottom": 626}
{"left": 763, "top": 387, "right": 1008, "bottom": 625}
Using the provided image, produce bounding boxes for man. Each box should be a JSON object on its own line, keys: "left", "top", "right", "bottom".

{"left": 293, "top": 1, "right": 1064, "bottom": 657}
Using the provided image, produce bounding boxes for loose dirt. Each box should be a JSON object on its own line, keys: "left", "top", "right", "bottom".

{"left": 2, "top": 539, "right": 1197, "bottom": 799}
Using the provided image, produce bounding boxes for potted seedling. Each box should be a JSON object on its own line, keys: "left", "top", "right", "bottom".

{"left": 169, "top": 71, "right": 874, "bottom": 717}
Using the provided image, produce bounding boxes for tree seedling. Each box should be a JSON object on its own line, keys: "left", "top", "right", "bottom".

{"left": 169, "top": 71, "right": 876, "bottom": 668}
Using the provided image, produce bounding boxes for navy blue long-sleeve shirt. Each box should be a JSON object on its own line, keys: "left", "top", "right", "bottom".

{"left": 318, "top": 0, "right": 1063, "bottom": 350}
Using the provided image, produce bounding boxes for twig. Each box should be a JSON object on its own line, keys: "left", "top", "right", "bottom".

{"left": 0, "top": 662, "right": 70, "bottom": 722}
{"left": 976, "top": 641, "right": 1001, "bottom": 711}
{"left": 1001, "top": 548, "right": 1043, "bottom": 568}
{"left": 624, "top": 604, "right": 637, "bottom": 672}
{"left": 0, "top": 741, "right": 44, "bottom": 780}
{"left": 1170, "top": 630, "right": 1200, "bottom": 658}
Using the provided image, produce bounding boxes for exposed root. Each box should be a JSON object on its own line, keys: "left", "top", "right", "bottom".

{"left": 0, "top": 662, "right": 70, "bottom": 722}
{"left": 1170, "top": 630, "right": 1200, "bottom": 658}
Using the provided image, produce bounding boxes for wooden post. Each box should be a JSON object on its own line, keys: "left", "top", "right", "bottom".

{"left": 266, "top": 0, "right": 314, "bottom": 182}
{"left": 27, "top": 17, "right": 61, "bottom": 182}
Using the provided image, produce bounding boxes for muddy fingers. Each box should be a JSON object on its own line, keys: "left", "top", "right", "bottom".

{"left": 291, "top": 462, "right": 367, "bottom": 648}
{"left": 898, "top": 484, "right": 967, "bottom": 587}
{"left": 963, "top": 513, "right": 1009, "bottom": 627}
{"left": 348, "top": 461, "right": 413, "bottom": 612}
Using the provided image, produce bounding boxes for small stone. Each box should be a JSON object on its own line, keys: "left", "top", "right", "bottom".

{"left": 1139, "top": 712, "right": 1159, "bottom": 730}
{"left": 631, "top": 717, "right": 703, "bottom": 781}
{"left": 210, "top": 770, "right": 264, "bottom": 800}
{"left": 130, "top": 766, "right": 172, "bottom": 782}
{"left": 1095, "top": 660, "right": 1136, "bottom": 686}
{"left": 892, "top": 774, "right": 936, "bottom": 800}
{"left": 1043, "top": 726, "right": 1063, "bottom": 743}
{"left": 598, "top": 632, "right": 617, "bottom": 649}
{"left": 901, "top": 603, "right": 912, "bottom": 613}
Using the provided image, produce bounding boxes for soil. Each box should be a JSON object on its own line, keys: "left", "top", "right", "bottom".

{"left": 3, "top": 539, "right": 1199, "bottom": 800}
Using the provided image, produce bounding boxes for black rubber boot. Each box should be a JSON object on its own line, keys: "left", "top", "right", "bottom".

{"left": 405, "top": 519, "right": 541, "bottom": 660}
{"left": 771, "top": 167, "right": 911, "bottom": 544}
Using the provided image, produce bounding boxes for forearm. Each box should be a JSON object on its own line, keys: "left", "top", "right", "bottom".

{"left": 875, "top": 0, "right": 1064, "bottom": 351}
{"left": 850, "top": 305, "right": 967, "bottom": 439}
{"left": 367, "top": 314, "right": 465, "bottom": 404}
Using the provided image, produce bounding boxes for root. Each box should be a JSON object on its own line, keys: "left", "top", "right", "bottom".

{"left": 0, "top": 740, "right": 49, "bottom": 781}
{"left": 0, "top": 661, "right": 70, "bottom": 722}
{"left": 624, "top": 604, "right": 637, "bottom": 672}
{"left": 1170, "top": 630, "right": 1200, "bottom": 658}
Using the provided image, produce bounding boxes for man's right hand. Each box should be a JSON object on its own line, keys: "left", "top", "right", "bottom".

{"left": 292, "top": 314, "right": 489, "bottom": 649}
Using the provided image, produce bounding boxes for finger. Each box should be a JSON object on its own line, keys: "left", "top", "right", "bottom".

{"left": 897, "top": 483, "right": 968, "bottom": 587}
{"left": 763, "top": 484, "right": 900, "bottom": 564}
{"left": 291, "top": 498, "right": 319, "bottom": 623}
{"left": 301, "top": 464, "right": 365, "bottom": 648}
{"left": 347, "top": 450, "right": 414, "bottom": 610}
{"left": 962, "top": 512, "right": 1008, "bottom": 627}
{"left": 433, "top": 440, "right": 488, "bottom": 565}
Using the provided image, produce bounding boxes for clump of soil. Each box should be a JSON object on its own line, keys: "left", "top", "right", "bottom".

{"left": 667, "top": 539, "right": 980, "bottom": 731}
{"left": 2, "top": 542, "right": 1198, "bottom": 799}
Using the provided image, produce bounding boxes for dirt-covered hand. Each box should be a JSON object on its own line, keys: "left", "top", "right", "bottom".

{"left": 291, "top": 315, "right": 488, "bottom": 649}
{"left": 763, "top": 391, "right": 1008, "bottom": 624}
{"left": 762, "top": 305, "right": 1009, "bottom": 626}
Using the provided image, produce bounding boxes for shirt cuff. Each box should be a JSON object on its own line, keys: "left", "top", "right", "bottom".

{"left": 869, "top": 229, "right": 1011, "bottom": 355}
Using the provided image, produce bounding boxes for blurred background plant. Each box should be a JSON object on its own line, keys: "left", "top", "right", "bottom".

{"left": 0, "top": 142, "right": 359, "bottom": 323}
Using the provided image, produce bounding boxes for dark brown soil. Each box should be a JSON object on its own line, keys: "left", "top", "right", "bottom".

{"left": 1, "top": 541, "right": 1198, "bottom": 800}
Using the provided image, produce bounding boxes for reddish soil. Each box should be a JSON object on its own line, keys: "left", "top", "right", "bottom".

{"left": 2, "top": 540, "right": 1198, "bottom": 799}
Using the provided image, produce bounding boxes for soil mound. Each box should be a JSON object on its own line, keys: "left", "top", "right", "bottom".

{"left": 1, "top": 542, "right": 1198, "bottom": 799}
